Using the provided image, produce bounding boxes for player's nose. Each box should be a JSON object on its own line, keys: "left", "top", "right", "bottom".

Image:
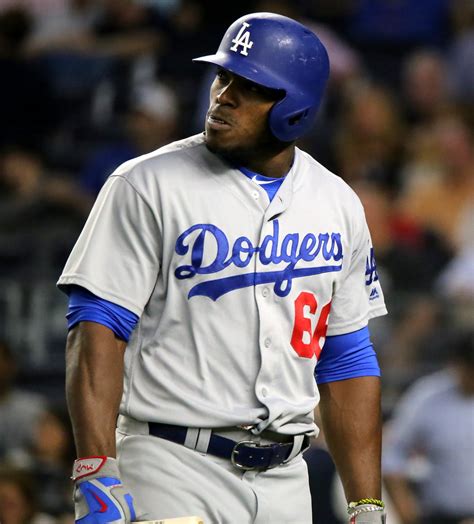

{"left": 216, "top": 80, "right": 238, "bottom": 107}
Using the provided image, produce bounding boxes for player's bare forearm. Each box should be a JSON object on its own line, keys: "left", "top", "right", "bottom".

{"left": 318, "top": 376, "right": 382, "bottom": 502}
{"left": 66, "top": 321, "right": 126, "bottom": 458}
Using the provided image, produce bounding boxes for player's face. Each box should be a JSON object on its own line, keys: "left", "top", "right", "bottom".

{"left": 205, "top": 69, "right": 283, "bottom": 162}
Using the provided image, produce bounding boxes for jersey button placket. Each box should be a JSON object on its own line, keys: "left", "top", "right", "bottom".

{"left": 253, "top": 218, "right": 280, "bottom": 405}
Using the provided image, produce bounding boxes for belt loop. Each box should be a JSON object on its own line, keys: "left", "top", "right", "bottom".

{"left": 195, "top": 429, "right": 212, "bottom": 454}
{"left": 183, "top": 428, "right": 212, "bottom": 454}
{"left": 184, "top": 428, "right": 200, "bottom": 450}
{"left": 284, "top": 434, "right": 304, "bottom": 463}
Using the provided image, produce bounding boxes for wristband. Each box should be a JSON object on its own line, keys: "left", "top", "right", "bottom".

{"left": 348, "top": 498, "right": 385, "bottom": 510}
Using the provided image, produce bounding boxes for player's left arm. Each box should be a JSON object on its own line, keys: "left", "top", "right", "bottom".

{"left": 317, "top": 192, "right": 387, "bottom": 521}
{"left": 315, "top": 328, "right": 385, "bottom": 522}
{"left": 318, "top": 375, "right": 382, "bottom": 502}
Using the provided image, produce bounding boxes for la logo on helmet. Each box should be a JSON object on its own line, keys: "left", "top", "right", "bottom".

{"left": 230, "top": 22, "right": 253, "bottom": 56}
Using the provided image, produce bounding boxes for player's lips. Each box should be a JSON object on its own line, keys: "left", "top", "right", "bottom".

{"left": 207, "top": 113, "right": 232, "bottom": 130}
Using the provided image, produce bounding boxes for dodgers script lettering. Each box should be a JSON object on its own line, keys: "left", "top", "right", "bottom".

{"left": 174, "top": 220, "right": 343, "bottom": 300}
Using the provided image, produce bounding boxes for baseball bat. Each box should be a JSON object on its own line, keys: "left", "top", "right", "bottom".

{"left": 132, "top": 518, "right": 204, "bottom": 524}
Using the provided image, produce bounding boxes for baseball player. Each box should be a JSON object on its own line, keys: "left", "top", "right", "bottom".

{"left": 58, "top": 13, "right": 387, "bottom": 524}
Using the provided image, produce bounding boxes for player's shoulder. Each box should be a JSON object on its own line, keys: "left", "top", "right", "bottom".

{"left": 297, "top": 148, "right": 364, "bottom": 209}
{"left": 112, "top": 133, "right": 209, "bottom": 181}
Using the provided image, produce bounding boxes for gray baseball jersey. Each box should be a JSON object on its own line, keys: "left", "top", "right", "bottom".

{"left": 58, "top": 134, "right": 386, "bottom": 436}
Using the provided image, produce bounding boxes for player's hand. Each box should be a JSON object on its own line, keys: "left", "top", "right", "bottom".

{"left": 72, "top": 456, "right": 136, "bottom": 523}
{"left": 348, "top": 504, "right": 386, "bottom": 523}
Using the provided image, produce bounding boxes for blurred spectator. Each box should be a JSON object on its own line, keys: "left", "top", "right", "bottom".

{"left": 402, "top": 51, "right": 451, "bottom": 126}
{"left": 90, "top": 0, "right": 165, "bottom": 116}
{"left": 355, "top": 181, "right": 450, "bottom": 295}
{"left": 159, "top": 0, "right": 217, "bottom": 133}
{"left": 13, "top": 0, "right": 165, "bottom": 148}
{"left": 80, "top": 81, "right": 179, "bottom": 195}
{"left": 0, "top": 340, "right": 47, "bottom": 460}
{"left": 379, "top": 296, "right": 445, "bottom": 376}
{"left": 383, "top": 330, "right": 474, "bottom": 524}
{"left": 347, "top": 0, "right": 451, "bottom": 48}
{"left": 0, "top": 147, "right": 93, "bottom": 228}
{"left": 448, "top": 30, "right": 474, "bottom": 112}
{"left": 7, "top": 405, "right": 75, "bottom": 518}
{"left": 0, "top": 147, "right": 93, "bottom": 277}
{"left": 92, "top": 0, "right": 164, "bottom": 63}
{"left": 19, "top": 0, "right": 100, "bottom": 55}
{"left": 397, "top": 114, "right": 474, "bottom": 252}
{"left": 0, "top": 7, "right": 56, "bottom": 149}
{"left": 19, "top": 0, "right": 163, "bottom": 59}
{"left": 397, "top": 122, "right": 444, "bottom": 192}
{"left": 18, "top": 0, "right": 106, "bottom": 134}
{"left": 345, "top": 0, "right": 453, "bottom": 87}
{"left": 334, "top": 83, "right": 404, "bottom": 189}
{"left": 437, "top": 203, "right": 474, "bottom": 305}
{"left": 448, "top": 0, "right": 474, "bottom": 117}
{"left": 0, "top": 467, "right": 57, "bottom": 524}
{"left": 450, "top": 0, "right": 474, "bottom": 35}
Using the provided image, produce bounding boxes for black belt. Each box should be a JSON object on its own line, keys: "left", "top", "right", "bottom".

{"left": 148, "top": 422, "right": 310, "bottom": 471}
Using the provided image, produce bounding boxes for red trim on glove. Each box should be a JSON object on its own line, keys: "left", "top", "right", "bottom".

{"left": 73, "top": 456, "right": 108, "bottom": 481}
{"left": 92, "top": 491, "right": 109, "bottom": 513}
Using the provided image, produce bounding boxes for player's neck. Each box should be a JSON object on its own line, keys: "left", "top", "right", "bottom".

{"left": 239, "top": 144, "right": 295, "bottom": 178}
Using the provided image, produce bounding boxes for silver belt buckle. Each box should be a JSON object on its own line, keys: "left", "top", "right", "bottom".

{"left": 231, "top": 440, "right": 280, "bottom": 471}
{"left": 232, "top": 440, "right": 268, "bottom": 471}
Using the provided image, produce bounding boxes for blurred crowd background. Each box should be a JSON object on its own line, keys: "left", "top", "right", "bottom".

{"left": 0, "top": 0, "right": 473, "bottom": 523}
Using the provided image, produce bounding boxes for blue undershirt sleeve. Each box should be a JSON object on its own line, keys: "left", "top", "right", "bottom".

{"left": 66, "top": 286, "right": 139, "bottom": 342}
{"left": 315, "top": 326, "right": 380, "bottom": 384}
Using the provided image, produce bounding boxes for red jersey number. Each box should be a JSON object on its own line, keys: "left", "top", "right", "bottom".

{"left": 290, "top": 291, "right": 331, "bottom": 359}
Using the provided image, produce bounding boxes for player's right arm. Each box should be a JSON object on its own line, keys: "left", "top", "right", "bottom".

{"left": 66, "top": 321, "right": 137, "bottom": 523}
{"left": 66, "top": 320, "right": 125, "bottom": 458}
{"left": 58, "top": 174, "right": 161, "bottom": 522}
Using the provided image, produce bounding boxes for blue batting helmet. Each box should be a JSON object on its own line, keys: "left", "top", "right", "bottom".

{"left": 193, "top": 12, "right": 330, "bottom": 142}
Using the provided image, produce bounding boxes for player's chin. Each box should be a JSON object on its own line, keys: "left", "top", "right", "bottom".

{"left": 205, "top": 128, "right": 237, "bottom": 154}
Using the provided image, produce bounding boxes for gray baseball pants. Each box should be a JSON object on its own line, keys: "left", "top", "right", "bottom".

{"left": 116, "top": 416, "right": 312, "bottom": 524}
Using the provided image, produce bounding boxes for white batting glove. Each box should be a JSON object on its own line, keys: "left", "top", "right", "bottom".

{"left": 72, "top": 456, "right": 137, "bottom": 523}
{"left": 348, "top": 504, "right": 386, "bottom": 523}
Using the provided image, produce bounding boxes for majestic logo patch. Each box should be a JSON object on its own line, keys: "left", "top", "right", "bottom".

{"left": 174, "top": 220, "right": 343, "bottom": 300}
{"left": 230, "top": 21, "right": 254, "bottom": 56}
{"left": 369, "top": 288, "right": 380, "bottom": 301}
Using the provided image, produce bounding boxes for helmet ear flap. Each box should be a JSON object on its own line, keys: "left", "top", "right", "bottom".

{"left": 269, "top": 97, "right": 315, "bottom": 142}
{"left": 288, "top": 109, "right": 310, "bottom": 127}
